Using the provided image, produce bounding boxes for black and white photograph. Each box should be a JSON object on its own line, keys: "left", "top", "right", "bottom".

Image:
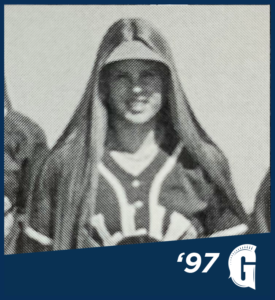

{"left": 4, "top": 5, "right": 270, "bottom": 254}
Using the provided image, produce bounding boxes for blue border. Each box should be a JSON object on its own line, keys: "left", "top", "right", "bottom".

{"left": 1, "top": 2, "right": 273, "bottom": 299}
{"left": 1, "top": 1, "right": 273, "bottom": 4}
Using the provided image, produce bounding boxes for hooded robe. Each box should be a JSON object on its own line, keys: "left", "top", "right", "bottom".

{"left": 4, "top": 80, "right": 49, "bottom": 254}
{"left": 23, "top": 19, "right": 248, "bottom": 253}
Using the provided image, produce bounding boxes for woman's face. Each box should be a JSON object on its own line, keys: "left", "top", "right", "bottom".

{"left": 107, "top": 60, "right": 164, "bottom": 124}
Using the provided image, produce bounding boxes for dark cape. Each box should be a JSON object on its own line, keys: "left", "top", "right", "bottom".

{"left": 4, "top": 80, "right": 49, "bottom": 254}
{"left": 249, "top": 169, "right": 271, "bottom": 234}
{"left": 24, "top": 19, "right": 248, "bottom": 252}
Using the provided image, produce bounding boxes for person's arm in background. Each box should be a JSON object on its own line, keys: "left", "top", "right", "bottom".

{"left": 14, "top": 124, "right": 49, "bottom": 254}
{"left": 4, "top": 152, "right": 21, "bottom": 255}
{"left": 249, "top": 169, "right": 270, "bottom": 234}
{"left": 21, "top": 153, "right": 60, "bottom": 254}
{"left": 16, "top": 121, "right": 49, "bottom": 214}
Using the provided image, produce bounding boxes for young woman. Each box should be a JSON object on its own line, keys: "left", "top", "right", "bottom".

{"left": 4, "top": 79, "right": 49, "bottom": 254}
{"left": 23, "top": 19, "right": 248, "bottom": 252}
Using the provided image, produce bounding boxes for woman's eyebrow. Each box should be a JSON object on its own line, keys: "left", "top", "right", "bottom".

{"left": 146, "top": 67, "right": 159, "bottom": 72}
{"left": 110, "top": 69, "right": 128, "bottom": 75}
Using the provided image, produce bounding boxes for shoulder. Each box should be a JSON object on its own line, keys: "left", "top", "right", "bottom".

{"left": 256, "top": 170, "right": 270, "bottom": 201}
{"left": 178, "top": 147, "right": 199, "bottom": 169}
{"left": 4, "top": 152, "right": 20, "bottom": 172}
{"left": 177, "top": 147, "right": 212, "bottom": 184}
{"left": 254, "top": 171, "right": 270, "bottom": 218}
{"left": 7, "top": 111, "right": 47, "bottom": 144}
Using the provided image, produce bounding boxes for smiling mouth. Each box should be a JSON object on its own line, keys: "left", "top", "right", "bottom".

{"left": 127, "top": 99, "right": 148, "bottom": 113}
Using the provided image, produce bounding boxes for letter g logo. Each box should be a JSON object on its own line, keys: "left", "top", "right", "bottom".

{"left": 228, "top": 244, "right": 256, "bottom": 290}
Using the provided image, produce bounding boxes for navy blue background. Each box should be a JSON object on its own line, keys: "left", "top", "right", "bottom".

{"left": 1, "top": 1, "right": 273, "bottom": 298}
{"left": 3, "top": 233, "right": 272, "bottom": 296}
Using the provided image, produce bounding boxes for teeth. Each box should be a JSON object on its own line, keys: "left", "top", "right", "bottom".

{"left": 127, "top": 98, "right": 148, "bottom": 112}
{"left": 130, "top": 102, "right": 146, "bottom": 111}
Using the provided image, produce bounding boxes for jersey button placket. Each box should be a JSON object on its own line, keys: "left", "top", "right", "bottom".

{"left": 131, "top": 179, "right": 141, "bottom": 188}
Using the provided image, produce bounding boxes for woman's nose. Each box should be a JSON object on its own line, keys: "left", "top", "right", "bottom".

{"left": 132, "top": 85, "right": 142, "bottom": 94}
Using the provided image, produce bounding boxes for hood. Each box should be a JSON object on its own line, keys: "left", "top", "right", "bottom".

{"left": 39, "top": 18, "right": 247, "bottom": 250}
